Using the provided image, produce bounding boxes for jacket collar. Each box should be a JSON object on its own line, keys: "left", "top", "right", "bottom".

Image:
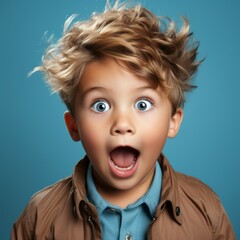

{"left": 72, "top": 156, "right": 90, "bottom": 220}
{"left": 158, "top": 154, "right": 182, "bottom": 225}
{"left": 72, "top": 154, "right": 182, "bottom": 224}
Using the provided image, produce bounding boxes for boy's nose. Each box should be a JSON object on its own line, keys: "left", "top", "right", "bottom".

{"left": 110, "top": 112, "right": 135, "bottom": 136}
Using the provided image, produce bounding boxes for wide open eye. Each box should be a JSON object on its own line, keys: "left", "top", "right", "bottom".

{"left": 91, "top": 100, "right": 110, "bottom": 113}
{"left": 135, "top": 99, "right": 153, "bottom": 111}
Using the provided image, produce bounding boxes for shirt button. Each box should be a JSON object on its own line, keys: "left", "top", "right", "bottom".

{"left": 73, "top": 206, "right": 77, "bottom": 218}
{"left": 175, "top": 206, "right": 181, "bottom": 216}
{"left": 125, "top": 234, "right": 132, "bottom": 240}
{"left": 107, "top": 207, "right": 116, "bottom": 213}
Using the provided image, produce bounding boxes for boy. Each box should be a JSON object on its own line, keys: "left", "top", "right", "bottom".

{"left": 12, "top": 1, "right": 235, "bottom": 239}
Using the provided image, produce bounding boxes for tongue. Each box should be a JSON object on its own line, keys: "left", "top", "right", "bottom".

{"left": 110, "top": 147, "right": 137, "bottom": 168}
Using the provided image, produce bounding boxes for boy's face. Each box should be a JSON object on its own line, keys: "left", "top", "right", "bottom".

{"left": 65, "top": 57, "right": 183, "bottom": 204}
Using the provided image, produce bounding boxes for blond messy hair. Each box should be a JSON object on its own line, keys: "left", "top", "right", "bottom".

{"left": 34, "top": 1, "right": 201, "bottom": 114}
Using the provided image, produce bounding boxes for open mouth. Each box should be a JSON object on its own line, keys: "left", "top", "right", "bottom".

{"left": 109, "top": 146, "right": 140, "bottom": 171}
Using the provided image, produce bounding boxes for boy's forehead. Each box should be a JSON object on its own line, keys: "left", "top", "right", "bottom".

{"left": 79, "top": 57, "right": 158, "bottom": 90}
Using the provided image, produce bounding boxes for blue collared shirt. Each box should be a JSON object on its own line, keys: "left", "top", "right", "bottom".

{"left": 86, "top": 162, "right": 162, "bottom": 240}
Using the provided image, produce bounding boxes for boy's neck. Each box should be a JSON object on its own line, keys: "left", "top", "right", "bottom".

{"left": 93, "top": 169, "right": 155, "bottom": 209}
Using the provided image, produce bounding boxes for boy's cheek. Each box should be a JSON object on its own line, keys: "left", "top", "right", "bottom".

{"left": 144, "top": 132, "right": 168, "bottom": 152}
{"left": 78, "top": 122, "right": 104, "bottom": 153}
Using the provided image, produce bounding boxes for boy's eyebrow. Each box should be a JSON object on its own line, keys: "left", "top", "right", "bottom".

{"left": 80, "top": 85, "right": 159, "bottom": 98}
{"left": 136, "top": 85, "right": 157, "bottom": 90}
{"left": 80, "top": 86, "right": 107, "bottom": 98}
{"left": 84, "top": 85, "right": 156, "bottom": 92}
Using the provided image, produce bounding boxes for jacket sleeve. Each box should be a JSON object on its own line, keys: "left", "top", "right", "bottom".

{"left": 213, "top": 201, "right": 236, "bottom": 240}
{"left": 11, "top": 202, "right": 35, "bottom": 240}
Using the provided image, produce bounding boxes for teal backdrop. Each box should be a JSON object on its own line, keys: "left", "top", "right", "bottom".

{"left": 1, "top": 0, "right": 239, "bottom": 238}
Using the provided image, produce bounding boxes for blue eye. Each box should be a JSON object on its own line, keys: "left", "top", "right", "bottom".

{"left": 92, "top": 100, "right": 110, "bottom": 113}
{"left": 135, "top": 99, "right": 153, "bottom": 111}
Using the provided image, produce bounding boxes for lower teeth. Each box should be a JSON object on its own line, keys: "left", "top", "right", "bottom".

{"left": 111, "top": 160, "right": 136, "bottom": 171}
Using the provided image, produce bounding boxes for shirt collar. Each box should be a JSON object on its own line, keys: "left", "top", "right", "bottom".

{"left": 144, "top": 161, "right": 161, "bottom": 218}
{"left": 157, "top": 154, "right": 182, "bottom": 224}
{"left": 86, "top": 164, "right": 109, "bottom": 214}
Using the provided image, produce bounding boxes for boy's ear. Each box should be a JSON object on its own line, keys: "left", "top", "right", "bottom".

{"left": 168, "top": 108, "right": 184, "bottom": 138}
{"left": 64, "top": 111, "right": 81, "bottom": 142}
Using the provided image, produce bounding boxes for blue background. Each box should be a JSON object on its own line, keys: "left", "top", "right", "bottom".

{"left": 1, "top": 0, "right": 239, "bottom": 238}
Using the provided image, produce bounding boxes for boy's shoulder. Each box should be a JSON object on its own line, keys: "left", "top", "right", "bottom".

{"left": 13, "top": 161, "right": 90, "bottom": 239}
{"left": 175, "top": 171, "right": 227, "bottom": 231}
{"left": 159, "top": 156, "right": 236, "bottom": 238}
{"left": 29, "top": 158, "right": 89, "bottom": 208}
{"left": 161, "top": 155, "right": 220, "bottom": 203}
{"left": 176, "top": 171, "right": 219, "bottom": 200}
{"left": 22, "top": 177, "right": 74, "bottom": 224}
{"left": 31, "top": 177, "right": 73, "bottom": 204}
{"left": 12, "top": 177, "right": 76, "bottom": 238}
{"left": 22, "top": 158, "right": 89, "bottom": 221}
{"left": 178, "top": 170, "right": 226, "bottom": 218}
{"left": 160, "top": 155, "right": 224, "bottom": 226}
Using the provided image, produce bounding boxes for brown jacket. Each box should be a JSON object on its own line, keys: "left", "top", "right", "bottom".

{"left": 11, "top": 155, "right": 235, "bottom": 239}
